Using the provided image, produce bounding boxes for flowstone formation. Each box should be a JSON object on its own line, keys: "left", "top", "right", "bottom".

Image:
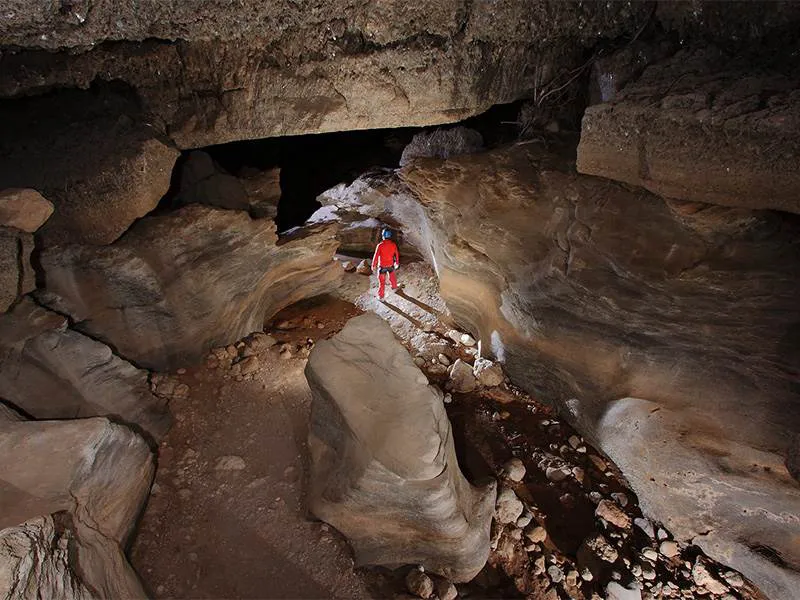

{"left": 305, "top": 313, "right": 496, "bottom": 582}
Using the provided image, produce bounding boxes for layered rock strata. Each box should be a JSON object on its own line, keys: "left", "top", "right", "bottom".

{"left": 577, "top": 47, "right": 800, "bottom": 213}
{"left": 306, "top": 313, "right": 496, "bottom": 582}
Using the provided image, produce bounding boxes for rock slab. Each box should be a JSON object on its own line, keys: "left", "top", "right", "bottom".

{"left": 577, "top": 47, "right": 800, "bottom": 213}
{"left": 0, "top": 298, "right": 171, "bottom": 441}
{"left": 0, "top": 416, "right": 153, "bottom": 598}
{"left": 0, "top": 188, "right": 53, "bottom": 233}
{"left": 306, "top": 313, "right": 496, "bottom": 582}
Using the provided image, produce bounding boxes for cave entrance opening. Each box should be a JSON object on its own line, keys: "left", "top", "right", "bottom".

{"left": 161, "top": 101, "right": 528, "bottom": 233}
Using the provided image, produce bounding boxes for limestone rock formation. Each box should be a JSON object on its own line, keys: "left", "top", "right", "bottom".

{"left": 38, "top": 205, "right": 340, "bottom": 370}
{"left": 399, "top": 127, "right": 484, "bottom": 167}
{"left": 327, "top": 145, "right": 800, "bottom": 598}
{"left": 0, "top": 2, "right": 656, "bottom": 148}
{"left": 305, "top": 313, "right": 496, "bottom": 582}
{"left": 0, "top": 227, "right": 34, "bottom": 313}
{"left": 0, "top": 515, "right": 97, "bottom": 600}
{"left": 0, "top": 298, "right": 171, "bottom": 441}
{"left": 0, "top": 416, "right": 153, "bottom": 599}
{"left": 577, "top": 47, "right": 800, "bottom": 213}
{"left": 0, "top": 88, "right": 179, "bottom": 246}
{"left": 177, "top": 151, "right": 250, "bottom": 212}
{"left": 176, "top": 151, "right": 282, "bottom": 219}
{"left": 598, "top": 398, "right": 800, "bottom": 600}
{"left": 0, "top": 188, "right": 54, "bottom": 233}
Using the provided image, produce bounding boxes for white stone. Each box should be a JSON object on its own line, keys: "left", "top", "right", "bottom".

{"left": 215, "top": 455, "right": 246, "bottom": 470}
{"left": 503, "top": 457, "right": 526, "bottom": 482}
{"left": 495, "top": 487, "right": 524, "bottom": 525}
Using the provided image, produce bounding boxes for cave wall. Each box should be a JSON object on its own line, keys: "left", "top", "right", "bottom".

{"left": 318, "top": 145, "right": 800, "bottom": 599}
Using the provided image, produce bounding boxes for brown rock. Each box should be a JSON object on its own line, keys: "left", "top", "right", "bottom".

{"left": 0, "top": 227, "right": 34, "bottom": 313}
{"left": 37, "top": 205, "right": 340, "bottom": 370}
{"left": 405, "top": 569, "right": 434, "bottom": 599}
{"left": 595, "top": 500, "right": 631, "bottom": 530}
{"left": 306, "top": 314, "right": 495, "bottom": 582}
{"left": 351, "top": 143, "right": 800, "bottom": 598}
{"left": 0, "top": 4, "right": 655, "bottom": 148}
{"left": 0, "top": 188, "right": 54, "bottom": 233}
{"left": 0, "top": 299, "right": 171, "bottom": 441}
{"left": 0, "top": 89, "right": 179, "bottom": 246}
{"left": 0, "top": 416, "right": 154, "bottom": 598}
{"left": 577, "top": 48, "right": 800, "bottom": 214}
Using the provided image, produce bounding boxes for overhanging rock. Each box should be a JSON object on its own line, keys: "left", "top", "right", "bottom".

{"left": 577, "top": 47, "right": 800, "bottom": 213}
{"left": 305, "top": 313, "right": 495, "bottom": 582}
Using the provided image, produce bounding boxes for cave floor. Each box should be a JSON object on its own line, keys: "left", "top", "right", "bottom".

{"left": 131, "top": 263, "right": 760, "bottom": 600}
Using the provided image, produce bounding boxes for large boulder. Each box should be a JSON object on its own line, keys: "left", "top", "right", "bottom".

{"left": 38, "top": 205, "right": 340, "bottom": 370}
{"left": 0, "top": 298, "right": 171, "bottom": 441}
{"left": 0, "top": 88, "right": 178, "bottom": 246}
{"left": 336, "top": 145, "right": 800, "bottom": 598}
{"left": 305, "top": 313, "right": 496, "bottom": 582}
{"left": 0, "top": 416, "right": 153, "bottom": 599}
{"left": 176, "top": 151, "right": 250, "bottom": 212}
{"left": 0, "top": 227, "right": 35, "bottom": 313}
{"left": 0, "top": 188, "right": 54, "bottom": 233}
{"left": 577, "top": 47, "right": 800, "bottom": 213}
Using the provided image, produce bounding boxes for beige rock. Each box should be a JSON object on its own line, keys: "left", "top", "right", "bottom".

{"left": 0, "top": 416, "right": 153, "bottom": 598}
{"left": 38, "top": 206, "right": 340, "bottom": 370}
{"left": 473, "top": 358, "right": 503, "bottom": 387}
{"left": 503, "top": 457, "right": 526, "bottom": 482}
{"left": 306, "top": 314, "right": 495, "bottom": 582}
{"left": 495, "top": 487, "right": 524, "bottom": 525}
{"left": 595, "top": 500, "right": 631, "bottom": 530}
{"left": 0, "top": 188, "right": 53, "bottom": 232}
{"left": 448, "top": 359, "right": 477, "bottom": 393}
{"left": 0, "top": 299, "right": 171, "bottom": 441}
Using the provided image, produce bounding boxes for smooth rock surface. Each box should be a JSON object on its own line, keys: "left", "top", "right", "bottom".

{"left": 599, "top": 398, "right": 800, "bottom": 600}
{"left": 0, "top": 188, "right": 54, "bottom": 233}
{"left": 0, "top": 299, "right": 171, "bottom": 441}
{"left": 38, "top": 205, "right": 340, "bottom": 370}
{"left": 306, "top": 313, "right": 495, "bottom": 582}
{"left": 327, "top": 144, "right": 800, "bottom": 598}
{"left": 0, "top": 417, "right": 153, "bottom": 598}
{"left": 578, "top": 47, "right": 800, "bottom": 213}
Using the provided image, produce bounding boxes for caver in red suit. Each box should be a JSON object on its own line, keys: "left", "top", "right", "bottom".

{"left": 372, "top": 228, "right": 400, "bottom": 300}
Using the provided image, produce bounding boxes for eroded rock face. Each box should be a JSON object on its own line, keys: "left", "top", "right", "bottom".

{"left": 577, "top": 47, "right": 800, "bottom": 213}
{"left": 0, "top": 298, "right": 171, "bottom": 441}
{"left": 305, "top": 313, "right": 496, "bottom": 582}
{"left": 326, "top": 145, "right": 800, "bottom": 597}
{"left": 0, "top": 416, "right": 153, "bottom": 598}
{"left": 598, "top": 398, "right": 800, "bottom": 600}
{"left": 38, "top": 205, "right": 340, "bottom": 370}
{"left": 0, "top": 2, "right": 655, "bottom": 148}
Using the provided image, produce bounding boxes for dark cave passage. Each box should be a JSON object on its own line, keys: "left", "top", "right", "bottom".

{"left": 160, "top": 101, "right": 533, "bottom": 232}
